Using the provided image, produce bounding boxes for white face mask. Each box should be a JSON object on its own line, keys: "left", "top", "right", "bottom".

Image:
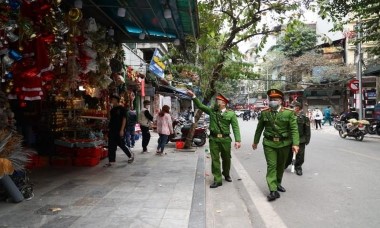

{"left": 269, "top": 100, "right": 280, "bottom": 109}
{"left": 145, "top": 105, "right": 150, "bottom": 110}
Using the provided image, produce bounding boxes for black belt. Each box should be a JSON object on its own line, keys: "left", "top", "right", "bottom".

{"left": 265, "top": 136, "right": 288, "bottom": 142}
{"left": 210, "top": 132, "right": 230, "bottom": 138}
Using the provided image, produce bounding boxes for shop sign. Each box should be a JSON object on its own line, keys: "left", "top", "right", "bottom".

{"left": 149, "top": 49, "right": 165, "bottom": 78}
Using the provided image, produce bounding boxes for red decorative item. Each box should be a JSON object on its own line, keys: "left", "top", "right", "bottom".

{"left": 41, "top": 71, "right": 54, "bottom": 81}
{"left": 41, "top": 34, "right": 55, "bottom": 44}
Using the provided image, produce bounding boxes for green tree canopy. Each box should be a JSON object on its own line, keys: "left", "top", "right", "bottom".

{"left": 317, "top": 0, "right": 380, "bottom": 54}
{"left": 276, "top": 20, "right": 317, "bottom": 57}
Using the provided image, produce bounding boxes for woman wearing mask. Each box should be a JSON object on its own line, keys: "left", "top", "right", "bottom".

{"left": 156, "top": 105, "right": 174, "bottom": 155}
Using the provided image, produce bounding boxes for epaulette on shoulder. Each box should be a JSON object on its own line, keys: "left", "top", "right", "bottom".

{"left": 284, "top": 107, "right": 293, "bottom": 111}
{"left": 261, "top": 107, "right": 270, "bottom": 112}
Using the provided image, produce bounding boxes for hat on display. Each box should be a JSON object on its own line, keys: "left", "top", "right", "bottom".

{"left": 267, "top": 89, "right": 284, "bottom": 99}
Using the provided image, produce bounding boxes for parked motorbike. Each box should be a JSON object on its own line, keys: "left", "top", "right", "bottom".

{"left": 338, "top": 119, "right": 369, "bottom": 141}
{"left": 365, "top": 119, "right": 380, "bottom": 135}
{"left": 243, "top": 114, "right": 250, "bottom": 121}
{"left": 168, "top": 118, "right": 207, "bottom": 147}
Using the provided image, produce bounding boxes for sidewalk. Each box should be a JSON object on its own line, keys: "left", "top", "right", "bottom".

{"left": 0, "top": 132, "right": 205, "bottom": 228}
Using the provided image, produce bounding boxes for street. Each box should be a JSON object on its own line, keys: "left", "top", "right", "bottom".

{"left": 231, "top": 118, "right": 380, "bottom": 228}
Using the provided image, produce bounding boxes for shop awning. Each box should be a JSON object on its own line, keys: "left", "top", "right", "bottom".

{"left": 64, "top": 0, "right": 199, "bottom": 43}
{"left": 157, "top": 85, "right": 191, "bottom": 99}
{"left": 363, "top": 65, "right": 380, "bottom": 76}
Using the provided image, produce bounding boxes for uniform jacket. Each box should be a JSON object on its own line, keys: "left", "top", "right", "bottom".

{"left": 296, "top": 112, "right": 311, "bottom": 144}
{"left": 193, "top": 98, "right": 241, "bottom": 142}
{"left": 253, "top": 107, "right": 300, "bottom": 148}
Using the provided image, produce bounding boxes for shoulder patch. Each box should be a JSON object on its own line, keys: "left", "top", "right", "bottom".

{"left": 284, "top": 107, "right": 294, "bottom": 111}
{"left": 261, "top": 108, "right": 270, "bottom": 112}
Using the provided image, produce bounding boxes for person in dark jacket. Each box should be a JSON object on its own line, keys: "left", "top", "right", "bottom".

{"left": 104, "top": 95, "right": 134, "bottom": 167}
{"left": 139, "top": 100, "right": 154, "bottom": 153}
{"left": 285, "top": 101, "right": 311, "bottom": 176}
{"left": 125, "top": 106, "right": 137, "bottom": 148}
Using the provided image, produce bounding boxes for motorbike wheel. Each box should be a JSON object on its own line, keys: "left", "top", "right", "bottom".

{"left": 194, "top": 132, "right": 207, "bottom": 147}
{"left": 339, "top": 130, "right": 346, "bottom": 138}
{"left": 334, "top": 122, "right": 341, "bottom": 131}
{"left": 355, "top": 132, "right": 364, "bottom": 141}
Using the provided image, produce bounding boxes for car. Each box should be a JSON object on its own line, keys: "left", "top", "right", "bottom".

{"left": 234, "top": 109, "right": 250, "bottom": 117}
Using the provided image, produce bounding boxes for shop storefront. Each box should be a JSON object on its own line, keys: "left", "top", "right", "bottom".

{"left": 0, "top": 0, "right": 199, "bottom": 202}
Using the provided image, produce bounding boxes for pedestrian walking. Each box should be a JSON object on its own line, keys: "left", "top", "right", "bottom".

{"left": 104, "top": 94, "right": 134, "bottom": 167}
{"left": 187, "top": 90, "right": 241, "bottom": 188}
{"left": 139, "top": 100, "right": 153, "bottom": 153}
{"left": 125, "top": 106, "right": 137, "bottom": 148}
{"left": 156, "top": 105, "right": 174, "bottom": 155}
{"left": 252, "top": 89, "right": 299, "bottom": 201}
{"left": 285, "top": 101, "right": 311, "bottom": 176}
{"left": 322, "top": 106, "right": 332, "bottom": 126}
{"left": 313, "top": 108, "right": 323, "bottom": 130}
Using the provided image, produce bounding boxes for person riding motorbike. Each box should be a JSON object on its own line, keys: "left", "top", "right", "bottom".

{"left": 341, "top": 107, "right": 359, "bottom": 136}
{"left": 243, "top": 110, "right": 251, "bottom": 120}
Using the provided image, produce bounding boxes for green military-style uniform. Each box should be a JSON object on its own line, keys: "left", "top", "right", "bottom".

{"left": 285, "top": 110, "right": 311, "bottom": 173}
{"left": 193, "top": 98, "right": 241, "bottom": 184}
{"left": 253, "top": 106, "right": 300, "bottom": 191}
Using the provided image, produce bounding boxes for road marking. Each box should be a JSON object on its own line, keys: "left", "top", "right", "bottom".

{"left": 337, "top": 148, "right": 380, "bottom": 161}
{"left": 232, "top": 156, "right": 287, "bottom": 228}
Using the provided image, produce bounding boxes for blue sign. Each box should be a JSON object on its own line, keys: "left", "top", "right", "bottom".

{"left": 149, "top": 49, "right": 165, "bottom": 78}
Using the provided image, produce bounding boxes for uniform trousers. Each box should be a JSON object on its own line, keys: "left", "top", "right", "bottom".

{"left": 209, "top": 137, "right": 232, "bottom": 184}
{"left": 108, "top": 132, "right": 132, "bottom": 163}
{"left": 264, "top": 145, "right": 291, "bottom": 191}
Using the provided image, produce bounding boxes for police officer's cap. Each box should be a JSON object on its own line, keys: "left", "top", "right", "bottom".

{"left": 291, "top": 101, "right": 302, "bottom": 108}
{"left": 267, "top": 89, "right": 284, "bottom": 99}
{"left": 216, "top": 93, "right": 229, "bottom": 104}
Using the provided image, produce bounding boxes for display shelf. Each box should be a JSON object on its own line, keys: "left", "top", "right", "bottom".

{"left": 80, "top": 116, "right": 108, "bottom": 120}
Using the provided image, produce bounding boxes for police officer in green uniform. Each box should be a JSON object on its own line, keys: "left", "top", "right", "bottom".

{"left": 252, "top": 89, "right": 299, "bottom": 201}
{"left": 187, "top": 90, "right": 241, "bottom": 188}
{"left": 285, "top": 101, "right": 311, "bottom": 176}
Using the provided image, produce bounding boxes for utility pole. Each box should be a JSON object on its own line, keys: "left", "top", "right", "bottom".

{"left": 356, "top": 20, "right": 363, "bottom": 120}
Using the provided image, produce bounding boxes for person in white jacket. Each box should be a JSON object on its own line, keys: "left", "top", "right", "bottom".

{"left": 313, "top": 108, "right": 323, "bottom": 130}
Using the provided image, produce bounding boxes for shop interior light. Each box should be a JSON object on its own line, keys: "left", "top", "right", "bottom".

{"left": 164, "top": 8, "right": 172, "bottom": 19}
{"left": 108, "top": 27, "right": 114, "bottom": 36}
{"left": 174, "top": 39, "right": 180, "bottom": 46}
{"left": 139, "top": 32, "right": 146, "bottom": 40}
{"left": 74, "top": 0, "right": 83, "bottom": 9}
{"left": 78, "top": 86, "right": 85, "bottom": 91}
{"left": 117, "top": 7, "right": 126, "bottom": 17}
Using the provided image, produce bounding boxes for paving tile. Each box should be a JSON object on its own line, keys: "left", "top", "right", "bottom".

{"left": 163, "top": 209, "right": 190, "bottom": 220}
{"left": 73, "top": 197, "right": 101, "bottom": 206}
{"left": 59, "top": 206, "right": 94, "bottom": 216}
{"left": 85, "top": 206, "right": 115, "bottom": 218}
{"left": 142, "top": 197, "right": 170, "bottom": 209}
{"left": 159, "top": 218, "right": 188, "bottom": 228}
{"left": 138, "top": 208, "right": 166, "bottom": 219}
{"left": 95, "top": 198, "right": 127, "bottom": 207}
{"left": 35, "top": 204, "right": 67, "bottom": 215}
{"left": 110, "top": 206, "right": 141, "bottom": 218}
{"left": 41, "top": 215, "right": 80, "bottom": 228}
{"left": 167, "top": 199, "right": 192, "bottom": 210}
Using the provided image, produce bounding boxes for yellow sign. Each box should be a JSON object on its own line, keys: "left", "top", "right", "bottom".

{"left": 153, "top": 56, "right": 166, "bottom": 70}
